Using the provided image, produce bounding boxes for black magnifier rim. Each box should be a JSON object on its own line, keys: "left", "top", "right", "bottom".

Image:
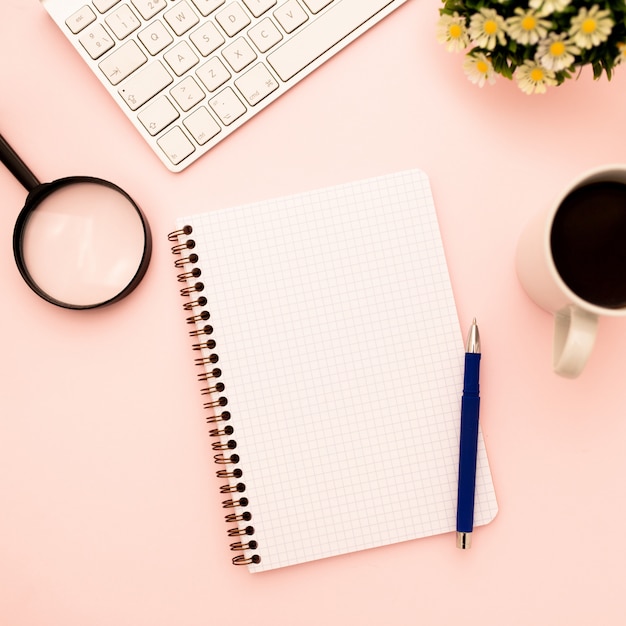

{"left": 12, "top": 176, "right": 152, "bottom": 310}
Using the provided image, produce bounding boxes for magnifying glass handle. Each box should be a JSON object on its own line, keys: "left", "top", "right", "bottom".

{"left": 0, "top": 133, "right": 41, "bottom": 191}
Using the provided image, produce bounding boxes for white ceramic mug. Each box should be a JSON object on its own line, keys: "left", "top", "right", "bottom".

{"left": 516, "top": 165, "right": 626, "bottom": 378}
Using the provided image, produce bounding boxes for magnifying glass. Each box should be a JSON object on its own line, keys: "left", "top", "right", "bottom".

{"left": 1, "top": 133, "right": 152, "bottom": 310}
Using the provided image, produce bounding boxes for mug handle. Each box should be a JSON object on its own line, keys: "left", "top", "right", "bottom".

{"left": 553, "top": 305, "right": 598, "bottom": 378}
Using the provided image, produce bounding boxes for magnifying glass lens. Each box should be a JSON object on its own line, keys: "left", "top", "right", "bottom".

{"left": 19, "top": 181, "right": 149, "bottom": 308}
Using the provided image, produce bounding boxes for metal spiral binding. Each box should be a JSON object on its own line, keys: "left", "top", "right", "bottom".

{"left": 228, "top": 526, "right": 254, "bottom": 537}
{"left": 206, "top": 410, "right": 230, "bottom": 424}
{"left": 187, "top": 311, "right": 211, "bottom": 324}
{"left": 198, "top": 368, "right": 221, "bottom": 381}
{"left": 225, "top": 511, "right": 251, "bottom": 522}
{"left": 177, "top": 268, "right": 201, "bottom": 282}
{"left": 216, "top": 467, "right": 241, "bottom": 479}
{"left": 169, "top": 225, "right": 261, "bottom": 567}
{"left": 194, "top": 340, "right": 217, "bottom": 352}
{"left": 174, "top": 253, "right": 198, "bottom": 268}
{"left": 183, "top": 297, "right": 207, "bottom": 311}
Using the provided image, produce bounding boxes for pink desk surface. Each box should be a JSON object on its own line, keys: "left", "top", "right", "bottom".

{"left": 2, "top": 1, "right": 626, "bottom": 624}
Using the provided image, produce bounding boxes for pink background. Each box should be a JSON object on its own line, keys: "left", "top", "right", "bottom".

{"left": 2, "top": 1, "right": 626, "bottom": 624}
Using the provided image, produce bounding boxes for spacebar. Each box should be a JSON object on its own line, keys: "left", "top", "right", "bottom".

{"left": 267, "top": 0, "right": 395, "bottom": 81}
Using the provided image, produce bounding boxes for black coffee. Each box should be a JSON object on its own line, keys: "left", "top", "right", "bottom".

{"left": 551, "top": 181, "right": 626, "bottom": 308}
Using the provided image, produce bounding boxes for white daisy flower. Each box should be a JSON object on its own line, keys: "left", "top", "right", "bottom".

{"left": 463, "top": 52, "right": 497, "bottom": 87}
{"left": 569, "top": 5, "right": 614, "bottom": 50}
{"left": 469, "top": 9, "right": 507, "bottom": 50}
{"left": 437, "top": 13, "right": 470, "bottom": 52}
{"left": 507, "top": 8, "right": 551, "bottom": 45}
{"left": 514, "top": 60, "right": 557, "bottom": 94}
{"left": 528, "top": 0, "right": 571, "bottom": 16}
{"left": 536, "top": 33, "right": 580, "bottom": 71}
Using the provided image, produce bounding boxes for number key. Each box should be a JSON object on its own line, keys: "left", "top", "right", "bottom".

{"left": 131, "top": 0, "right": 167, "bottom": 20}
{"left": 106, "top": 5, "right": 141, "bottom": 40}
{"left": 191, "top": 0, "right": 226, "bottom": 16}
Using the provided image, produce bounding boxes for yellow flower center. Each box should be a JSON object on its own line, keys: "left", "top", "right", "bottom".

{"left": 530, "top": 67, "right": 545, "bottom": 82}
{"left": 476, "top": 60, "right": 489, "bottom": 74}
{"left": 521, "top": 16, "right": 536, "bottom": 31}
{"left": 582, "top": 18, "right": 597, "bottom": 34}
{"left": 449, "top": 24, "right": 463, "bottom": 39}
{"left": 549, "top": 41, "right": 566, "bottom": 56}
{"left": 484, "top": 20, "right": 498, "bottom": 35}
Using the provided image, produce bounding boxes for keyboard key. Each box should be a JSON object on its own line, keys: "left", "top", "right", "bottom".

{"left": 131, "top": 0, "right": 167, "bottom": 20}
{"left": 301, "top": 0, "right": 333, "bottom": 12}
{"left": 93, "top": 0, "right": 122, "bottom": 12}
{"left": 164, "top": 41, "right": 199, "bottom": 76}
{"left": 189, "top": 21, "right": 225, "bottom": 56}
{"left": 222, "top": 37, "right": 257, "bottom": 72}
{"left": 170, "top": 76, "right": 205, "bottom": 111}
{"left": 157, "top": 127, "right": 196, "bottom": 165}
{"left": 106, "top": 5, "right": 141, "bottom": 40}
{"left": 138, "top": 20, "right": 174, "bottom": 55}
{"left": 183, "top": 106, "right": 221, "bottom": 144}
{"left": 234, "top": 62, "right": 278, "bottom": 105}
{"left": 118, "top": 61, "right": 173, "bottom": 110}
{"left": 79, "top": 24, "right": 115, "bottom": 59}
{"left": 65, "top": 6, "right": 96, "bottom": 34}
{"left": 191, "top": 0, "right": 226, "bottom": 16}
{"left": 99, "top": 40, "right": 147, "bottom": 85}
{"left": 273, "top": 0, "right": 309, "bottom": 33}
{"left": 248, "top": 17, "right": 283, "bottom": 53}
{"left": 268, "top": 0, "right": 395, "bottom": 81}
{"left": 196, "top": 57, "right": 231, "bottom": 91}
{"left": 165, "top": 1, "right": 201, "bottom": 36}
{"left": 242, "top": 0, "right": 277, "bottom": 18}
{"left": 208, "top": 87, "right": 246, "bottom": 125}
{"left": 216, "top": 2, "right": 251, "bottom": 36}
{"left": 138, "top": 96, "right": 180, "bottom": 135}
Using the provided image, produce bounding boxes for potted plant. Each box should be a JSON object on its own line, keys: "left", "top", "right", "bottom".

{"left": 437, "top": 0, "right": 626, "bottom": 93}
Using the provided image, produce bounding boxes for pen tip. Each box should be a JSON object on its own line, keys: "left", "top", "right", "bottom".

{"left": 465, "top": 319, "right": 481, "bottom": 354}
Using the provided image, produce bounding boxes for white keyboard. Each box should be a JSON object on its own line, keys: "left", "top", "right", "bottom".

{"left": 41, "top": 0, "right": 408, "bottom": 172}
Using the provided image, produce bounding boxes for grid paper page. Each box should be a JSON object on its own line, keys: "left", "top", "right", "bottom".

{"left": 175, "top": 169, "right": 498, "bottom": 572}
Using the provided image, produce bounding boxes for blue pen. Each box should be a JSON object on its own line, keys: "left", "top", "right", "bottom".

{"left": 456, "top": 318, "right": 481, "bottom": 550}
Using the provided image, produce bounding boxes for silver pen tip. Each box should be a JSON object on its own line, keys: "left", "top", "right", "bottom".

{"left": 465, "top": 319, "right": 481, "bottom": 354}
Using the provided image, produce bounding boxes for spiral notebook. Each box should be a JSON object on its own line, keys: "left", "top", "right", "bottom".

{"left": 169, "top": 169, "right": 498, "bottom": 573}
